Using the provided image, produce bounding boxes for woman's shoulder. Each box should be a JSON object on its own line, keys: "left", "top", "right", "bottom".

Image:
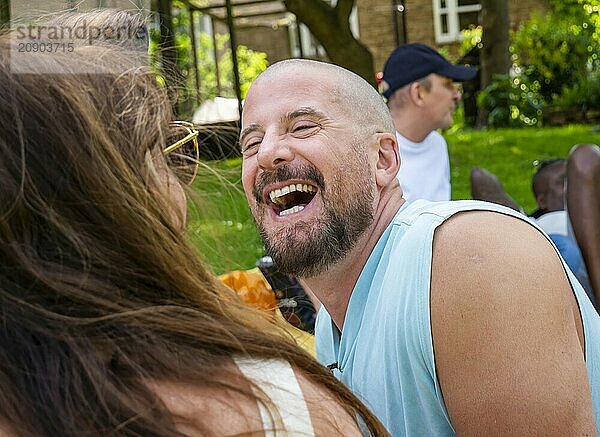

{"left": 151, "top": 358, "right": 362, "bottom": 436}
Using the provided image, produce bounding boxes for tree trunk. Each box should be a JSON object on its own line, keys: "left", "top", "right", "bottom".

{"left": 478, "top": 0, "right": 510, "bottom": 127}
{"left": 284, "top": 0, "right": 376, "bottom": 88}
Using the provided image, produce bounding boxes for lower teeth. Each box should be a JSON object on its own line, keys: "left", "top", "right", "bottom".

{"left": 279, "top": 205, "right": 305, "bottom": 216}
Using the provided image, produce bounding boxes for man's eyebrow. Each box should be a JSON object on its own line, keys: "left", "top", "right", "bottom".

{"left": 282, "top": 107, "right": 327, "bottom": 123}
{"left": 239, "top": 123, "right": 262, "bottom": 145}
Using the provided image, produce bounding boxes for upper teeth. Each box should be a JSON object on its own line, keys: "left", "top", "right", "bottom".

{"left": 269, "top": 183, "right": 315, "bottom": 203}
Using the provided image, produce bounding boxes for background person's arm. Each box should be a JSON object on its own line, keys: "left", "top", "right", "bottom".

{"left": 430, "top": 210, "right": 596, "bottom": 435}
{"left": 567, "top": 144, "right": 600, "bottom": 309}
{"left": 470, "top": 167, "right": 522, "bottom": 212}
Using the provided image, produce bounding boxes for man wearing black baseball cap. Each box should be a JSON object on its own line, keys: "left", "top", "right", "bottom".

{"left": 381, "top": 42, "right": 477, "bottom": 202}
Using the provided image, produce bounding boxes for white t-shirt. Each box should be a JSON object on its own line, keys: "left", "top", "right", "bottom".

{"left": 535, "top": 210, "right": 569, "bottom": 236}
{"left": 395, "top": 130, "right": 451, "bottom": 202}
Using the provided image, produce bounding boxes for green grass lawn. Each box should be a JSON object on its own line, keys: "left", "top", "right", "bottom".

{"left": 186, "top": 158, "right": 265, "bottom": 275}
{"left": 189, "top": 124, "right": 600, "bottom": 274}
{"left": 447, "top": 124, "right": 600, "bottom": 212}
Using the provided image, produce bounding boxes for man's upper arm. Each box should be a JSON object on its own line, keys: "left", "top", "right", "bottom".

{"left": 430, "top": 210, "right": 596, "bottom": 435}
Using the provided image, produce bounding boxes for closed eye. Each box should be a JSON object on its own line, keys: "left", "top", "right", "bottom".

{"left": 291, "top": 122, "right": 320, "bottom": 136}
{"left": 242, "top": 138, "right": 262, "bottom": 155}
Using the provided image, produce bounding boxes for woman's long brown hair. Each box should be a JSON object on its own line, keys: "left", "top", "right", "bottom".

{"left": 0, "top": 28, "right": 388, "bottom": 437}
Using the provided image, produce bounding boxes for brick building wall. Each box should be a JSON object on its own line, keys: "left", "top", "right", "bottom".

{"left": 236, "top": 26, "right": 291, "bottom": 63}
{"left": 508, "top": 0, "right": 550, "bottom": 30}
{"left": 212, "top": 19, "right": 291, "bottom": 66}
{"left": 404, "top": 0, "right": 438, "bottom": 48}
{"left": 355, "top": 0, "right": 398, "bottom": 73}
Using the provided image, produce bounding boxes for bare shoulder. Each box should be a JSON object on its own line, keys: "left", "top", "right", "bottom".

{"left": 151, "top": 360, "right": 361, "bottom": 436}
{"left": 150, "top": 366, "right": 264, "bottom": 436}
{"left": 293, "top": 368, "right": 362, "bottom": 436}
{"left": 430, "top": 210, "right": 595, "bottom": 435}
{"left": 431, "top": 210, "right": 576, "bottom": 311}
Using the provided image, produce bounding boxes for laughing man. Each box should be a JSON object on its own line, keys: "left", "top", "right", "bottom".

{"left": 240, "top": 59, "right": 600, "bottom": 436}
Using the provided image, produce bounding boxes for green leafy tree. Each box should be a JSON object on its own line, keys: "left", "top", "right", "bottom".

{"left": 477, "top": 73, "right": 543, "bottom": 127}
{"left": 459, "top": 25, "right": 483, "bottom": 57}
{"left": 513, "top": 5, "right": 598, "bottom": 102}
{"left": 216, "top": 39, "right": 269, "bottom": 99}
{"left": 546, "top": 0, "right": 600, "bottom": 71}
{"left": 546, "top": 0, "right": 600, "bottom": 41}
{"left": 151, "top": 2, "right": 268, "bottom": 117}
{"left": 477, "top": 0, "right": 600, "bottom": 126}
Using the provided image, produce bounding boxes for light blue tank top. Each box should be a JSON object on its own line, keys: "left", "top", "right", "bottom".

{"left": 315, "top": 199, "right": 600, "bottom": 436}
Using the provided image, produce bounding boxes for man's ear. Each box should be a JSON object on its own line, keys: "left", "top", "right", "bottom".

{"left": 536, "top": 193, "right": 547, "bottom": 210}
{"left": 374, "top": 132, "right": 399, "bottom": 187}
{"left": 408, "top": 82, "right": 424, "bottom": 106}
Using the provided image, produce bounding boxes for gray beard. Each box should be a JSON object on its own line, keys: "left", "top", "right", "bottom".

{"left": 257, "top": 186, "right": 374, "bottom": 278}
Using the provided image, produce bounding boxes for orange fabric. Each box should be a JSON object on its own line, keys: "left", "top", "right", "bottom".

{"left": 219, "top": 269, "right": 315, "bottom": 356}
{"left": 219, "top": 269, "right": 277, "bottom": 313}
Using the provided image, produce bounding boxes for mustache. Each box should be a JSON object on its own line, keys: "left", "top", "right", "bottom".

{"left": 253, "top": 164, "right": 325, "bottom": 204}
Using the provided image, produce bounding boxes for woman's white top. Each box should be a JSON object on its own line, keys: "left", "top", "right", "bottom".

{"left": 235, "top": 358, "right": 315, "bottom": 436}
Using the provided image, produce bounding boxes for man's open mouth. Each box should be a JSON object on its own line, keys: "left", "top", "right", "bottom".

{"left": 268, "top": 182, "right": 318, "bottom": 216}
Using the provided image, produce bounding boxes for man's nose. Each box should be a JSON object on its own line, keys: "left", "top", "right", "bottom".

{"left": 256, "top": 133, "right": 295, "bottom": 170}
{"left": 453, "top": 88, "right": 461, "bottom": 102}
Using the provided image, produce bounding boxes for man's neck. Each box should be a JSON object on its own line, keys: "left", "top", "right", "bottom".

{"left": 393, "top": 112, "right": 433, "bottom": 143}
{"left": 304, "top": 186, "right": 405, "bottom": 330}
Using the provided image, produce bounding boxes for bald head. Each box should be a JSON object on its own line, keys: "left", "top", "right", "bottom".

{"left": 248, "top": 59, "right": 396, "bottom": 138}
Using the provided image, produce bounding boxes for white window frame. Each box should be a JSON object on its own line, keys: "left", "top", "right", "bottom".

{"left": 432, "top": 0, "right": 481, "bottom": 44}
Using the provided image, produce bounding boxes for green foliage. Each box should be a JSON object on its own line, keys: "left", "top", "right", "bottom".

{"left": 148, "top": 27, "right": 161, "bottom": 72}
{"left": 478, "top": 2, "right": 600, "bottom": 127}
{"left": 553, "top": 70, "right": 600, "bottom": 109}
{"left": 150, "top": 1, "right": 269, "bottom": 115}
{"left": 546, "top": 0, "right": 600, "bottom": 46}
{"left": 180, "top": 29, "right": 268, "bottom": 101}
{"left": 585, "top": 1, "right": 600, "bottom": 46}
{"left": 477, "top": 74, "right": 543, "bottom": 127}
{"left": 459, "top": 25, "right": 483, "bottom": 58}
{"left": 437, "top": 46, "right": 452, "bottom": 61}
{"left": 511, "top": 11, "right": 596, "bottom": 102}
{"left": 217, "top": 42, "right": 269, "bottom": 99}
{"left": 193, "top": 32, "right": 226, "bottom": 101}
